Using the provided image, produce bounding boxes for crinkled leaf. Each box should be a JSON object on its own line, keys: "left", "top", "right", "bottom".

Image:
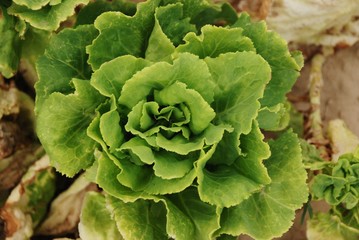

{"left": 155, "top": 3, "right": 196, "bottom": 46}
{"left": 205, "top": 51, "right": 271, "bottom": 135}
{"left": 79, "top": 192, "right": 123, "bottom": 240}
{"left": 37, "top": 79, "right": 105, "bottom": 177}
{"left": 311, "top": 152, "right": 359, "bottom": 209}
{"left": 8, "top": 0, "right": 90, "bottom": 31}
{"left": 176, "top": 25, "right": 255, "bottom": 58}
{"left": 87, "top": 0, "right": 161, "bottom": 70}
{"left": 218, "top": 131, "right": 308, "bottom": 240}
{"left": 91, "top": 55, "right": 152, "bottom": 99}
{"left": 35, "top": 25, "right": 98, "bottom": 113}
{"left": 233, "top": 13, "right": 302, "bottom": 108}
{"left": 300, "top": 139, "right": 328, "bottom": 170}
{"left": 197, "top": 121, "right": 271, "bottom": 208}
{"left": 0, "top": 7, "right": 21, "bottom": 78}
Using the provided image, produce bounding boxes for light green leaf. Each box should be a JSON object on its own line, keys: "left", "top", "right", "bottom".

{"left": 119, "top": 53, "right": 215, "bottom": 109}
{"left": 117, "top": 158, "right": 196, "bottom": 195}
{"left": 166, "top": 187, "right": 222, "bottom": 240}
{"left": 0, "top": 6, "right": 21, "bottom": 78}
{"left": 96, "top": 151, "right": 152, "bottom": 202}
{"left": 100, "top": 107, "right": 124, "bottom": 151}
{"left": 176, "top": 25, "right": 254, "bottom": 58}
{"left": 257, "top": 102, "right": 290, "bottom": 131}
{"left": 233, "top": 13, "right": 302, "bottom": 108}
{"left": 154, "top": 81, "right": 215, "bottom": 134}
{"left": 145, "top": 6, "right": 176, "bottom": 62}
{"left": 91, "top": 55, "right": 152, "bottom": 100}
{"left": 87, "top": 0, "right": 161, "bottom": 70}
{"left": 107, "top": 195, "right": 168, "bottom": 240}
{"left": 106, "top": 186, "right": 221, "bottom": 240}
{"left": 35, "top": 25, "right": 98, "bottom": 113}
{"left": 311, "top": 153, "right": 359, "bottom": 209}
{"left": 8, "top": 0, "right": 90, "bottom": 31}
{"left": 152, "top": 151, "right": 194, "bottom": 179}
{"left": 205, "top": 51, "right": 271, "bottom": 135}
{"left": 79, "top": 192, "right": 123, "bottom": 240}
{"left": 219, "top": 131, "right": 308, "bottom": 240}
{"left": 36, "top": 79, "right": 105, "bottom": 177}
{"left": 197, "top": 121, "right": 271, "bottom": 208}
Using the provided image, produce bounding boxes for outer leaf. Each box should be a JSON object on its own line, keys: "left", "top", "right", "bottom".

{"left": 197, "top": 121, "right": 271, "bottom": 208}
{"left": 166, "top": 187, "right": 221, "bottom": 240}
{"left": 107, "top": 195, "right": 168, "bottom": 240}
{"left": 106, "top": 187, "right": 221, "bottom": 240}
{"left": 79, "top": 192, "right": 123, "bottom": 240}
{"left": 233, "top": 13, "right": 303, "bottom": 108}
{"left": 87, "top": 0, "right": 161, "bottom": 70}
{"left": 219, "top": 131, "right": 308, "bottom": 240}
{"left": 205, "top": 51, "right": 271, "bottom": 135}
{"left": 36, "top": 79, "right": 105, "bottom": 177}
{"left": 8, "top": 0, "right": 90, "bottom": 31}
{"left": 35, "top": 25, "right": 98, "bottom": 113}
{"left": 0, "top": 6, "right": 21, "bottom": 78}
{"left": 176, "top": 25, "right": 255, "bottom": 58}
{"left": 76, "top": 0, "right": 136, "bottom": 26}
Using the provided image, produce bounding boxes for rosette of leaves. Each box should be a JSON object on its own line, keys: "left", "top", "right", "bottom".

{"left": 311, "top": 149, "right": 359, "bottom": 209}
{"left": 35, "top": 0, "right": 308, "bottom": 239}
{"left": 308, "top": 148, "right": 359, "bottom": 240}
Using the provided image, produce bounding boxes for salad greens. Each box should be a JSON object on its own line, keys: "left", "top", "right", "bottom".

{"left": 34, "top": 0, "right": 307, "bottom": 239}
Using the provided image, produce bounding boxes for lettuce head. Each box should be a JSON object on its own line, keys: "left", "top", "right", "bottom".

{"left": 35, "top": 0, "right": 308, "bottom": 239}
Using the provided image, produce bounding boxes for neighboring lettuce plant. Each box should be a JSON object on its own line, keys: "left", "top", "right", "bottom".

{"left": 35, "top": 0, "right": 308, "bottom": 239}
{"left": 0, "top": 0, "right": 88, "bottom": 79}
{"left": 307, "top": 148, "right": 359, "bottom": 240}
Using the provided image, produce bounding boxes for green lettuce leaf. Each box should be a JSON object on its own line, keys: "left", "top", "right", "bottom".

{"left": 35, "top": 24, "right": 98, "bottom": 113}
{"left": 37, "top": 79, "right": 105, "bottom": 177}
{"left": 8, "top": 0, "right": 90, "bottom": 31}
{"left": 233, "top": 13, "right": 303, "bottom": 108}
{"left": 218, "top": 131, "right": 308, "bottom": 239}
{"left": 311, "top": 149, "right": 359, "bottom": 209}
{"left": 79, "top": 192, "right": 123, "bottom": 240}
{"left": 87, "top": 0, "right": 161, "bottom": 70}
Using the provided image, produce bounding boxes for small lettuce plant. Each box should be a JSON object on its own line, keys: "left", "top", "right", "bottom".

{"left": 35, "top": 0, "right": 308, "bottom": 239}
